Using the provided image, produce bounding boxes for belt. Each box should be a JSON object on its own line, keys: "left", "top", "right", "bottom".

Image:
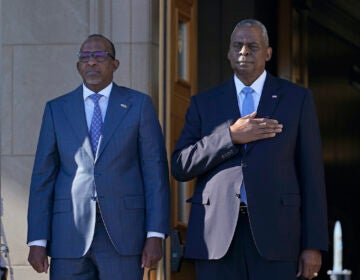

{"left": 240, "top": 202, "right": 248, "bottom": 215}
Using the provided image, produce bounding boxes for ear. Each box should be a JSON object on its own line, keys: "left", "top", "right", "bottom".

{"left": 76, "top": 61, "right": 81, "bottom": 73}
{"left": 112, "top": 59, "right": 120, "bottom": 71}
{"left": 265, "top": 47, "right": 272, "bottom": 62}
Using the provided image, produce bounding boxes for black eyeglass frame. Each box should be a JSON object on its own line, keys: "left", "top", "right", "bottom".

{"left": 77, "top": 51, "right": 115, "bottom": 62}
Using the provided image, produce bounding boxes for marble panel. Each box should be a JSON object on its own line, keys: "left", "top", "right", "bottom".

{"left": 151, "top": 44, "right": 160, "bottom": 109}
{"left": 131, "top": 0, "right": 151, "bottom": 43}
{"left": 12, "top": 44, "right": 81, "bottom": 155}
{"left": 111, "top": 0, "right": 131, "bottom": 43}
{"left": 113, "top": 43, "right": 131, "bottom": 88}
{"left": 2, "top": 0, "right": 89, "bottom": 44}
{"left": 1, "top": 46, "right": 13, "bottom": 155}
{"left": 8, "top": 266, "right": 49, "bottom": 280}
{"left": 130, "top": 43, "right": 151, "bottom": 94}
{"left": 1, "top": 156, "right": 34, "bottom": 266}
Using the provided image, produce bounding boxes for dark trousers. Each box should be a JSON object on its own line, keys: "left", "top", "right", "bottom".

{"left": 195, "top": 210, "right": 298, "bottom": 280}
{"left": 50, "top": 213, "right": 143, "bottom": 280}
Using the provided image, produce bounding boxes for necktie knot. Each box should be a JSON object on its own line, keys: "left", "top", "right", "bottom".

{"left": 241, "top": 87, "right": 254, "bottom": 117}
{"left": 242, "top": 86, "right": 254, "bottom": 96}
{"left": 89, "top": 93, "right": 102, "bottom": 103}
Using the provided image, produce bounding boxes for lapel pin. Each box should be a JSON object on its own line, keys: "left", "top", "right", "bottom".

{"left": 120, "top": 103, "right": 128, "bottom": 108}
{"left": 272, "top": 95, "right": 278, "bottom": 99}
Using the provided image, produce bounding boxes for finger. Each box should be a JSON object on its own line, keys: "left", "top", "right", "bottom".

{"left": 256, "top": 122, "right": 283, "bottom": 132}
{"left": 303, "top": 268, "right": 317, "bottom": 279}
{"left": 143, "top": 260, "right": 152, "bottom": 268}
{"left": 142, "top": 255, "right": 155, "bottom": 268}
{"left": 33, "top": 263, "right": 44, "bottom": 273}
{"left": 141, "top": 252, "right": 147, "bottom": 268}
{"left": 44, "top": 258, "right": 49, "bottom": 273}
{"left": 248, "top": 111, "right": 257, "bottom": 118}
{"left": 28, "top": 257, "right": 40, "bottom": 273}
{"left": 258, "top": 122, "right": 283, "bottom": 130}
{"left": 263, "top": 132, "right": 277, "bottom": 138}
{"left": 242, "top": 111, "right": 257, "bottom": 119}
{"left": 255, "top": 126, "right": 281, "bottom": 135}
{"left": 255, "top": 117, "right": 279, "bottom": 124}
{"left": 260, "top": 127, "right": 282, "bottom": 134}
{"left": 297, "top": 259, "right": 303, "bottom": 278}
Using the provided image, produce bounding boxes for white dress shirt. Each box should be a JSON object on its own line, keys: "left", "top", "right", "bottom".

{"left": 234, "top": 70, "right": 267, "bottom": 113}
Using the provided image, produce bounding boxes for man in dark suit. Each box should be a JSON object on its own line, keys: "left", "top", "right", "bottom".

{"left": 171, "top": 19, "right": 328, "bottom": 280}
{"left": 27, "top": 34, "right": 170, "bottom": 279}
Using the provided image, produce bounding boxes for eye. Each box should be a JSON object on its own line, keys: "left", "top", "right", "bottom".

{"left": 78, "top": 52, "right": 91, "bottom": 62}
{"left": 93, "top": 51, "right": 109, "bottom": 61}
{"left": 232, "top": 43, "right": 243, "bottom": 50}
{"left": 248, "top": 44, "right": 260, "bottom": 51}
{"left": 77, "top": 51, "right": 114, "bottom": 62}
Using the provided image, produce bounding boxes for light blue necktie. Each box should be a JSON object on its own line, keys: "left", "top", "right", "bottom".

{"left": 89, "top": 93, "right": 103, "bottom": 156}
{"left": 240, "top": 86, "right": 254, "bottom": 204}
{"left": 241, "top": 86, "right": 254, "bottom": 117}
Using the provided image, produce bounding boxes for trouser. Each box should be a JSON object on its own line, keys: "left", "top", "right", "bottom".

{"left": 195, "top": 206, "right": 297, "bottom": 280}
{"left": 50, "top": 212, "right": 143, "bottom": 280}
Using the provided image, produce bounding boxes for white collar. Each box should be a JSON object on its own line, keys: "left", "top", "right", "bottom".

{"left": 82, "top": 82, "right": 113, "bottom": 100}
{"left": 234, "top": 70, "right": 267, "bottom": 95}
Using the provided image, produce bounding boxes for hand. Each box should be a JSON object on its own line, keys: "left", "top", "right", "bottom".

{"left": 229, "top": 112, "right": 283, "bottom": 144}
{"left": 141, "top": 237, "right": 163, "bottom": 268}
{"left": 28, "top": 245, "right": 49, "bottom": 273}
{"left": 296, "top": 249, "right": 322, "bottom": 279}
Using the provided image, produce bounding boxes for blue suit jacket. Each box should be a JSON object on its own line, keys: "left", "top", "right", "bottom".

{"left": 171, "top": 74, "right": 328, "bottom": 260}
{"left": 27, "top": 83, "right": 170, "bottom": 258}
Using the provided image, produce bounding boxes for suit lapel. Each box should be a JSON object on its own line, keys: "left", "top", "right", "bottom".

{"left": 62, "top": 86, "right": 94, "bottom": 160}
{"left": 96, "top": 84, "right": 131, "bottom": 161}
{"left": 215, "top": 79, "right": 240, "bottom": 124}
{"left": 246, "top": 74, "right": 282, "bottom": 152}
{"left": 256, "top": 74, "right": 282, "bottom": 118}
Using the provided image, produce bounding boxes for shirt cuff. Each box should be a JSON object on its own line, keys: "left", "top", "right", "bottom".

{"left": 147, "top": 232, "right": 165, "bottom": 239}
{"left": 28, "top": 240, "right": 47, "bottom": 247}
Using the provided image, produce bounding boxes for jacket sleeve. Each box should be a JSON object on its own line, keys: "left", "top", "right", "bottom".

{"left": 297, "top": 90, "right": 328, "bottom": 251}
{"left": 171, "top": 96, "right": 240, "bottom": 182}
{"left": 138, "top": 95, "right": 171, "bottom": 235}
{"left": 27, "top": 102, "right": 59, "bottom": 243}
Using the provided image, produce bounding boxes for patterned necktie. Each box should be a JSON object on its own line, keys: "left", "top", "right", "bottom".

{"left": 241, "top": 86, "right": 254, "bottom": 116}
{"left": 89, "top": 93, "right": 103, "bottom": 156}
{"left": 240, "top": 86, "right": 254, "bottom": 204}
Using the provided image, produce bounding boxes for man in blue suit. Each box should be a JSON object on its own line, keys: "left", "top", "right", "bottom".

{"left": 27, "top": 34, "right": 170, "bottom": 279}
{"left": 171, "top": 19, "right": 328, "bottom": 280}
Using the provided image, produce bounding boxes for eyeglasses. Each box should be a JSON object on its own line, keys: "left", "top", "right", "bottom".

{"left": 77, "top": 51, "right": 115, "bottom": 63}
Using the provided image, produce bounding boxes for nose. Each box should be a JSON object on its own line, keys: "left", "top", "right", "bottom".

{"left": 87, "top": 55, "right": 98, "bottom": 65}
{"left": 240, "top": 45, "right": 249, "bottom": 56}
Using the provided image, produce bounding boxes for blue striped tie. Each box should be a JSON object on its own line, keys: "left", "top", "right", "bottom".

{"left": 89, "top": 94, "right": 103, "bottom": 156}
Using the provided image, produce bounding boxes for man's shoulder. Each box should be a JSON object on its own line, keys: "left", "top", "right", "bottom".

{"left": 267, "top": 74, "right": 309, "bottom": 92}
{"left": 112, "top": 83, "right": 150, "bottom": 100}
{"left": 47, "top": 85, "right": 83, "bottom": 104}
{"left": 194, "top": 79, "right": 234, "bottom": 100}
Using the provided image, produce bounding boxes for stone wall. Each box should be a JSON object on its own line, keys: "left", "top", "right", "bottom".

{"left": 0, "top": 1, "right": 159, "bottom": 279}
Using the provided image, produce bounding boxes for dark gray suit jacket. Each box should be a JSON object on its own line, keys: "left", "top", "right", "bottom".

{"left": 171, "top": 74, "right": 328, "bottom": 261}
{"left": 27, "top": 83, "right": 170, "bottom": 258}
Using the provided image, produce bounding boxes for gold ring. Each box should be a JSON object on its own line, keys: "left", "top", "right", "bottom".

{"left": 313, "top": 272, "right": 318, "bottom": 277}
